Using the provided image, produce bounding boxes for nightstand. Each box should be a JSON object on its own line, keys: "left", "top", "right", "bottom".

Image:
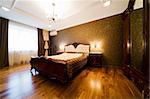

{"left": 88, "top": 52, "right": 102, "bottom": 67}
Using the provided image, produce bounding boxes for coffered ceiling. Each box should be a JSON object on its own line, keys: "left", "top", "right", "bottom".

{"left": 0, "top": 0, "right": 132, "bottom": 30}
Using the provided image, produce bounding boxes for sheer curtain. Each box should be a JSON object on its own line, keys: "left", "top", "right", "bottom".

{"left": 8, "top": 21, "right": 38, "bottom": 66}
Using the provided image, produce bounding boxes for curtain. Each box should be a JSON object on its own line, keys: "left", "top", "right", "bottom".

{"left": 38, "top": 28, "right": 45, "bottom": 56}
{"left": 48, "top": 31, "right": 51, "bottom": 55}
{"left": 8, "top": 21, "right": 38, "bottom": 66}
{"left": 0, "top": 17, "right": 9, "bottom": 67}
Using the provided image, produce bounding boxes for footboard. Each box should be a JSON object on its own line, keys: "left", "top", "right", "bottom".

{"left": 30, "top": 57, "right": 69, "bottom": 83}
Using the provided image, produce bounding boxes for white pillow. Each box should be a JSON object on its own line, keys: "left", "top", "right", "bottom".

{"left": 65, "top": 45, "right": 76, "bottom": 52}
{"left": 76, "top": 44, "right": 89, "bottom": 53}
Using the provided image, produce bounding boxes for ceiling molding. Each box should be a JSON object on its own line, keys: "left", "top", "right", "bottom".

{"left": 13, "top": 7, "right": 48, "bottom": 23}
{"left": 0, "top": 0, "right": 130, "bottom": 30}
{"left": 11, "top": 0, "right": 16, "bottom": 8}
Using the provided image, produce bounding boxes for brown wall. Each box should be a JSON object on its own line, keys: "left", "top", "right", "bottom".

{"left": 51, "top": 14, "right": 123, "bottom": 66}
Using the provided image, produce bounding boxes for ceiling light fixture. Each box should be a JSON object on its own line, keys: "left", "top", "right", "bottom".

{"left": 48, "top": 3, "right": 57, "bottom": 24}
{"left": 101, "top": 0, "right": 111, "bottom": 7}
{"left": 48, "top": 2, "right": 58, "bottom": 36}
{"left": 1, "top": 6, "right": 10, "bottom": 11}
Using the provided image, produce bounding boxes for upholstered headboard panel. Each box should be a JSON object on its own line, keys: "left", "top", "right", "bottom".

{"left": 64, "top": 43, "right": 90, "bottom": 53}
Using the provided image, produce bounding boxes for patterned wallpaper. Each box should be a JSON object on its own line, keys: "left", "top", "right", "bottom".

{"left": 130, "top": 8, "right": 143, "bottom": 71}
{"left": 51, "top": 14, "right": 123, "bottom": 66}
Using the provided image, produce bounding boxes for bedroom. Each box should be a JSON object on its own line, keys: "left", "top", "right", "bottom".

{"left": 0, "top": 0, "right": 149, "bottom": 98}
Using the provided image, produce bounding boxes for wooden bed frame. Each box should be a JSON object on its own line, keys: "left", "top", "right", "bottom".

{"left": 30, "top": 43, "right": 90, "bottom": 83}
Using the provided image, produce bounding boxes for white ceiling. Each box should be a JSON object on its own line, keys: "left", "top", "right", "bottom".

{"left": 0, "top": 0, "right": 132, "bottom": 30}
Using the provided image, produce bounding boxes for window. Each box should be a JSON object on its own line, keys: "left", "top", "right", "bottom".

{"left": 8, "top": 21, "right": 38, "bottom": 66}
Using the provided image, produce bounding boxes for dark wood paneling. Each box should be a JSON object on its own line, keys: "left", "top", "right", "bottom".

{"left": 142, "top": 0, "right": 149, "bottom": 81}
{"left": 122, "top": 12, "right": 131, "bottom": 66}
{"left": 122, "top": 0, "right": 149, "bottom": 98}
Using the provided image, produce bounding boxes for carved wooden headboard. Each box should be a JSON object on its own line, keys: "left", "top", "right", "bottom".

{"left": 65, "top": 42, "right": 89, "bottom": 48}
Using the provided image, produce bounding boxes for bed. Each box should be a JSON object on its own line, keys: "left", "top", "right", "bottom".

{"left": 30, "top": 43, "right": 90, "bottom": 83}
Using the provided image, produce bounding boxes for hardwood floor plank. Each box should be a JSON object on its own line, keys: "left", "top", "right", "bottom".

{"left": 0, "top": 64, "right": 142, "bottom": 99}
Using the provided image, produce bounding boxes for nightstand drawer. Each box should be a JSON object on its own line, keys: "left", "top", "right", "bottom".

{"left": 88, "top": 53, "right": 102, "bottom": 67}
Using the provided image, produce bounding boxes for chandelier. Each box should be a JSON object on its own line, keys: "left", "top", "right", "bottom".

{"left": 48, "top": 2, "right": 58, "bottom": 36}
{"left": 48, "top": 2, "right": 57, "bottom": 28}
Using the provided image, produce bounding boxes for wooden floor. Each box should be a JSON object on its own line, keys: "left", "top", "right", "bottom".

{"left": 0, "top": 64, "right": 142, "bottom": 99}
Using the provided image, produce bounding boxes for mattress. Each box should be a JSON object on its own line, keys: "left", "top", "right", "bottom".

{"left": 46, "top": 53, "right": 83, "bottom": 61}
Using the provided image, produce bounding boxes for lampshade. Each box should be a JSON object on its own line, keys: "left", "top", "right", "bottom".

{"left": 90, "top": 41, "right": 102, "bottom": 52}
{"left": 59, "top": 43, "right": 65, "bottom": 51}
{"left": 44, "top": 41, "right": 49, "bottom": 49}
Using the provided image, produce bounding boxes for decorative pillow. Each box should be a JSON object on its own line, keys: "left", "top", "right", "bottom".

{"left": 76, "top": 44, "right": 89, "bottom": 53}
{"left": 64, "top": 45, "right": 76, "bottom": 52}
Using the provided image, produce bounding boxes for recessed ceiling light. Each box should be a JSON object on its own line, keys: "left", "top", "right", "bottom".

{"left": 1, "top": 6, "right": 10, "bottom": 11}
{"left": 101, "top": 0, "right": 111, "bottom": 7}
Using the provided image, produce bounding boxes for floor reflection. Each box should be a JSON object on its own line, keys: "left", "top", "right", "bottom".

{"left": 7, "top": 71, "right": 34, "bottom": 98}
{"left": 90, "top": 79, "right": 101, "bottom": 90}
{"left": 0, "top": 65, "right": 142, "bottom": 99}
